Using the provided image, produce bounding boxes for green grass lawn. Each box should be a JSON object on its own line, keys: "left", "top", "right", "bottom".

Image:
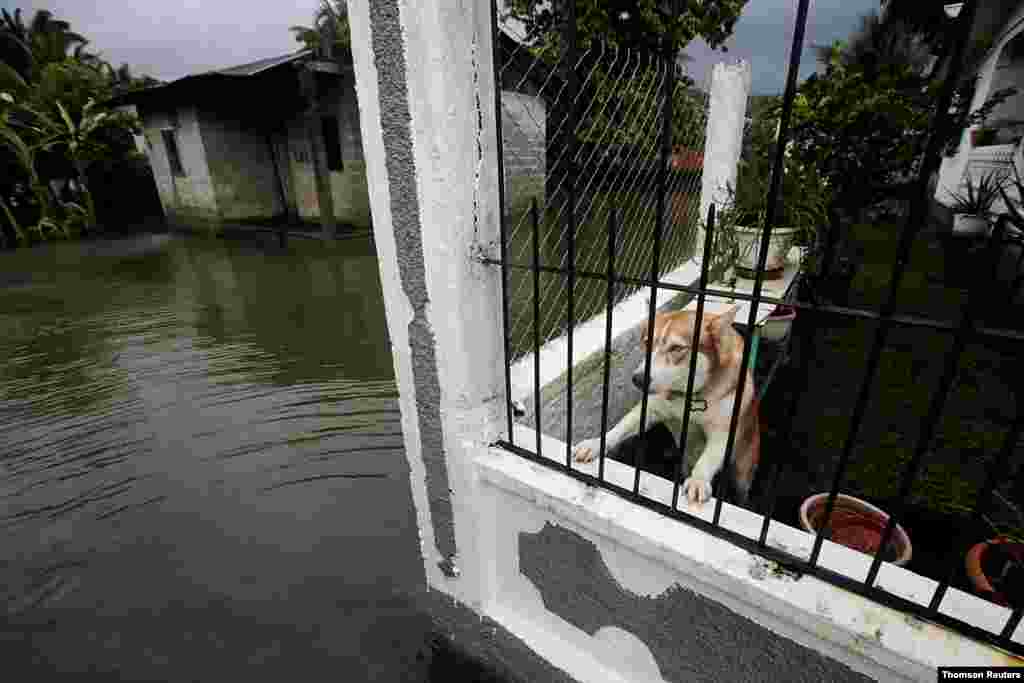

{"left": 761, "top": 218, "right": 1024, "bottom": 586}
{"left": 503, "top": 189, "right": 700, "bottom": 359}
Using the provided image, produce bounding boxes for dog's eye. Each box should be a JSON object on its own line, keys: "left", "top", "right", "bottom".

{"left": 668, "top": 344, "right": 686, "bottom": 353}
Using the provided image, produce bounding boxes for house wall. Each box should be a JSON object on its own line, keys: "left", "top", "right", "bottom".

{"left": 989, "top": 35, "right": 1024, "bottom": 130}
{"left": 284, "top": 84, "right": 373, "bottom": 230}
{"left": 198, "top": 108, "right": 283, "bottom": 221}
{"left": 936, "top": 0, "right": 1024, "bottom": 205}
{"left": 138, "top": 105, "right": 220, "bottom": 225}
{"left": 501, "top": 90, "right": 546, "bottom": 218}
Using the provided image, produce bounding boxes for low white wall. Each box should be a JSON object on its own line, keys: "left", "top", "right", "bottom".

{"left": 476, "top": 428, "right": 1024, "bottom": 683}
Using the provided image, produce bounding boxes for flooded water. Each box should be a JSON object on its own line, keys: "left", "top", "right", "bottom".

{"left": 0, "top": 232, "right": 444, "bottom": 680}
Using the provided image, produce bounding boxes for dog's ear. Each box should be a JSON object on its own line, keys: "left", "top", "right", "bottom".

{"left": 712, "top": 305, "right": 740, "bottom": 334}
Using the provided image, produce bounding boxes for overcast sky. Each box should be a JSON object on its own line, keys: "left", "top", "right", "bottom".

{"left": 4, "top": 0, "right": 878, "bottom": 94}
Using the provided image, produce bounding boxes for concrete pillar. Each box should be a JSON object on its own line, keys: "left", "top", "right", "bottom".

{"left": 698, "top": 60, "right": 752, "bottom": 255}
{"left": 348, "top": 0, "right": 506, "bottom": 608}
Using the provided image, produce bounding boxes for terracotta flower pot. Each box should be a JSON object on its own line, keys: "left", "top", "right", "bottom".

{"left": 799, "top": 493, "right": 913, "bottom": 566}
{"left": 965, "top": 538, "right": 1024, "bottom": 607}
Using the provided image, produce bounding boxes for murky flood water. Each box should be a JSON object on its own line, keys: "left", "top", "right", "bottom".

{"left": 0, "top": 232, "right": 440, "bottom": 680}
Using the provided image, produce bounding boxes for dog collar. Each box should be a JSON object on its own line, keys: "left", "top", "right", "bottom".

{"left": 669, "top": 391, "right": 707, "bottom": 412}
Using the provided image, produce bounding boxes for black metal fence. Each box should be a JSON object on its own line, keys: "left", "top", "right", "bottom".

{"left": 487, "top": 0, "right": 1024, "bottom": 657}
{"left": 495, "top": 15, "right": 711, "bottom": 359}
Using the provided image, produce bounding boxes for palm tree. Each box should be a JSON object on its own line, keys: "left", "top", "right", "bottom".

{"left": 1, "top": 9, "right": 91, "bottom": 84}
{"left": 815, "top": 11, "right": 932, "bottom": 80}
{"left": 290, "top": 1, "right": 350, "bottom": 59}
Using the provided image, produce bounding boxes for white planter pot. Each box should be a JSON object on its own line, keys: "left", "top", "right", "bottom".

{"left": 735, "top": 226, "right": 799, "bottom": 275}
{"left": 952, "top": 213, "right": 990, "bottom": 237}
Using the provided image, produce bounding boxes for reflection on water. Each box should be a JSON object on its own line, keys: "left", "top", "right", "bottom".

{"left": 0, "top": 232, "right": 440, "bottom": 680}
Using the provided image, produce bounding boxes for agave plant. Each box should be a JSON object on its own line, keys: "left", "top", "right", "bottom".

{"left": 950, "top": 171, "right": 1007, "bottom": 216}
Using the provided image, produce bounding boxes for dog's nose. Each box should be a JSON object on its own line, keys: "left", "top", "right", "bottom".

{"left": 632, "top": 372, "right": 646, "bottom": 391}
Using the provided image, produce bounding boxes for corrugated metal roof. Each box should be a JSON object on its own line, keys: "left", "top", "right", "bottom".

{"left": 197, "top": 50, "right": 311, "bottom": 78}
{"left": 109, "top": 49, "right": 314, "bottom": 106}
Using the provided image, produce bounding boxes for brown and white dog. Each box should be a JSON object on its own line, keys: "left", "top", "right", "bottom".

{"left": 572, "top": 306, "right": 761, "bottom": 506}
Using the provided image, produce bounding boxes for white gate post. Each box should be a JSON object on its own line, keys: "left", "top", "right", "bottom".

{"left": 698, "top": 60, "right": 752, "bottom": 255}
{"left": 348, "top": 0, "right": 507, "bottom": 610}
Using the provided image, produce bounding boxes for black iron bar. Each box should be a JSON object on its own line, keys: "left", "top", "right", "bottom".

{"left": 598, "top": 207, "right": 619, "bottom": 482}
{"left": 758, "top": 298, "right": 820, "bottom": 548}
{"left": 1002, "top": 609, "right": 1023, "bottom": 644}
{"left": 928, "top": 395, "right": 1024, "bottom": 613}
{"left": 532, "top": 198, "right": 543, "bottom": 461}
{"left": 495, "top": 437, "right": 1024, "bottom": 658}
{"left": 634, "top": 30, "right": 677, "bottom": 496}
{"left": 714, "top": 0, "right": 812, "bottom": 527}
{"left": 480, "top": 257, "right": 1024, "bottom": 343}
{"left": 808, "top": 0, "right": 980, "bottom": 569}
{"left": 563, "top": 0, "right": 578, "bottom": 469}
{"left": 490, "top": 0, "right": 514, "bottom": 445}
{"left": 864, "top": 218, "right": 1007, "bottom": 588}
{"left": 672, "top": 204, "right": 716, "bottom": 510}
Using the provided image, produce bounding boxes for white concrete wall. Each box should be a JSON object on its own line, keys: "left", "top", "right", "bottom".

{"left": 283, "top": 87, "right": 372, "bottom": 228}
{"left": 501, "top": 90, "right": 547, "bottom": 216}
{"left": 349, "top": 0, "right": 506, "bottom": 606}
{"left": 138, "top": 105, "right": 220, "bottom": 221}
{"left": 936, "top": 0, "right": 1024, "bottom": 204}
{"left": 198, "top": 108, "right": 283, "bottom": 220}
{"left": 699, "top": 60, "right": 752, "bottom": 241}
{"left": 477, "top": 436, "right": 1024, "bottom": 683}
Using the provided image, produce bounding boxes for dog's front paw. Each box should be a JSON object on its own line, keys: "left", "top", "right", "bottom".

{"left": 572, "top": 438, "right": 601, "bottom": 464}
{"left": 682, "top": 477, "right": 712, "bottom": 506}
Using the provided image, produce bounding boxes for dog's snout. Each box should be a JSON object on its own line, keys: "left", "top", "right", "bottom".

{"left": 631, "top": 371, "right": 646, "bottom": 391}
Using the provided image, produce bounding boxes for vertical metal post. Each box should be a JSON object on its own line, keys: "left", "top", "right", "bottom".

{"left": 672, "top": 203, "right": 716, "bottom": 510}
{"left": 1002, "top": 610, "right": 1024, "bottom": 644}
{"left": 563, "top": 0, "right": 578, "bottom": 469}
{"left": 713, "top": 0, "right": 811, "bottom": 526}
{"left": 532, "top": 198, "right": 543, "bottom": 460}
{"left": 490, "top": 0, "right": 515, "bottom": 445}
{"left": 758, "top": 301, "right": 819, "bottom": 547}
{"left": 635, "top": 24, "right": 677, "bottom": 496}
{"left": 598, "top": 207, "right": 619, "bottom": 482}
{"left": 809, "top": 0, "right": 980, "bottom": 568}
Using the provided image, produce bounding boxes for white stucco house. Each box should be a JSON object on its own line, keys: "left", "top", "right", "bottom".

{"left": 111, "top": 31, "right": 548, "bottom": 236}
{"left": 111, "top": 50, "right": 373, "bottom": 232}
{"left": 935, "top": 0, "right": 1024, "bottom": 213}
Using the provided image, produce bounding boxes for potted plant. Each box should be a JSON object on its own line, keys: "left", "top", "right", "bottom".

{"left": 799, "top": 493, "right": 913, "bottom": 566}
{"left": 965, "top": 534, "right": 1024, "bottom": 608}
{"left": 720, "top": 130, "right": 829, "bottom": 280}
{"left": 949, "top": 171, "right": 1006, "bottom": 237}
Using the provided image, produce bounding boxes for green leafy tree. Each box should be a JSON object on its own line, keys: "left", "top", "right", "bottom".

{"left": 0, "top": 8, "right": 147, "bottom": 245}
{"left": 1, "top": 9, "right": 89, "bottom": 82}
{"left": 290, "top": 0, "right": 351, "bottom": 58}
{"left": 502, "top": 0, "right": 747, "bottom": 59}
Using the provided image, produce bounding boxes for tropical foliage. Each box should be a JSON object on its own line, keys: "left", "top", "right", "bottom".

{"left": 290, "top": 1, "right": 351, "bottom": 58}
{"left": 501, "top": 0, "right": 747, "bottom": 60}
{"left": 0, "top": 7, "right": 156, "bottom": 247}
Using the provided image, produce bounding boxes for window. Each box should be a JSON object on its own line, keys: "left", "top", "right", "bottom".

{"left": 321, "top": 115, "right": 343, "bottom": 172}
{"left": 162, "top": 129, "right": 185, "bottom": 177}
